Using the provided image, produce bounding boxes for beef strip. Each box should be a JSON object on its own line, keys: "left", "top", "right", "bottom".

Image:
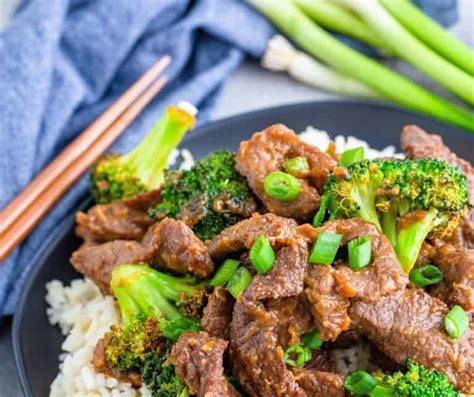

{"left": 350, "top": 288, "right": 474, "bottom": 393}
{"left": 143, "top": 218, "right": 214, "bottom": 278}
{"left": 70, "top": 240, "right": 150, "bottom": 294}
{"left": 170, "top": 331, "right": 239, "bottom": 397}
{"left": 291, "top": 368, "right": 345, "bottom": 397}
{"left": 226, "top": 215, "right": 344, "bottom": 397}
{"left": 401, "top": 125, "right": 474, "bottom": 248}
{"left": 208, "top": 212, "right": 297, "bottom": 262}
{"left": 430, "top": 244, "right": 474, "bottom": 312}
{"left": 201, "top": 287, "right": 235, "bottom": 340}
{"left": 298, "top": 219, "right": 408, "bottom": 341}
{"left": 235, "top": 124, "right": 336, "bottom": 221}
{"left": 71, "top": 218, "right": 213, "bottom": 293}
{"left": 76, "top": 190, "right": 161, "bottom": 244}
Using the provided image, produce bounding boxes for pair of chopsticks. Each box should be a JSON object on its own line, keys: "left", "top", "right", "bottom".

{"left": 0, "top": 56, "right": 172, "bottom": 262}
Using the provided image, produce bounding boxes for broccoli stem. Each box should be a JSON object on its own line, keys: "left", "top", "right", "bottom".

{"left": 355, "top": 184, "right": 382, "bottom": 230}
{"left": 113, "top": 287, "right": 142, "bottom": 328}
{"left": 381, "top": 208, "right": 397, "bottom": 248}
{"left": 394, "top": 209, "right": 438, "bottom": 273}
{"left": 148, "top": 271, "right": 205, "bottom": 304}
{"left": 122, "top": 105, "right": 195, "bottom": 190}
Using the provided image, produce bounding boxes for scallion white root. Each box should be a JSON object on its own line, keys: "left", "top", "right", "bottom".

{"left": 262, "top": 35, "right": 379, "bottom": 98}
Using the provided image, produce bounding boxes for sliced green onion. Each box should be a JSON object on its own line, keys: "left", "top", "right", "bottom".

{"left": 210, "top": 259, "right": 240, "bottom": 287}
{"left": 249, "top": 234, "right": 276, "bottom": 274}
{"left": 301, "top": 330, "right": 323, "bottom": 350}
{"left": 344, "top": 371, "right": 377, "bottom": 395}
{"left": 227, "top": 267, "right": 253, "bottom": 299}
{"left": 309, "top": 232, "right": 342, "bottom": 265}
{"left": 339, "top": 146, "right": 365, "bottom": 166}
{"left": 348, "top": 236, "right": 372, "bottom": 271}
{"left": 283, "top": 344, "right": 312, "bottom": 368}
{"left": 283, "top": 156, "right": 309, "bottom": 175}
{"left": 313, "top": 193, "right": 330, "bottom": 227}
{"left": 264, "top": 171, "right": 301, "bottom": 201}
{"left": 444, "top": 305, "right": 469, "bottom": 339}
{"left": 368, "top": 383, "right": 393, "bottom": 397}
{"left": 409, "top": 264, "right": 443, "bottom": 287}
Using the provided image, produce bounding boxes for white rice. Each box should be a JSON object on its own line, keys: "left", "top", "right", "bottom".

{"left": 46, "top": 127, "right": 403, "bottom": 395}
{"left": 46, "top": 279, "right": 151, "bottom": 397}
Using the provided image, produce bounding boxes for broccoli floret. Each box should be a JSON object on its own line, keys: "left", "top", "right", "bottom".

{"left": 142, "top": 350, "right": 189, "bottom": 397}
{"left": 103, "top": 264, "right": 205, "bottom": 373}
{"left": 91, "top": 105, "right": 196, "bottom": 204}
{"left": 150, "top": 149, "right": 256, "bottom": 240}
{"left": 380, "top": 359, "right": 459, "bottom": 396}
{"left": 316, "top": 159, "right": 469, "bottom": 272}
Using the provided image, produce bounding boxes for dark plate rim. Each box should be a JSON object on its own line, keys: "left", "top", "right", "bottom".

{"left": 11, "top": 99, "right": 470, "bottom": 396}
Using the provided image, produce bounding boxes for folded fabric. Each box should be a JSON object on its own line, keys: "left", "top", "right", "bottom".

{"left": 0, "top": 0, "right": 458, "bottom": 316}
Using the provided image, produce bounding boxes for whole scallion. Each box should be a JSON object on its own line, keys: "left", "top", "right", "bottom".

{"left": 340, "top": 0, "right": 474, "bottom": 105}
{"left": 248, "top": 0, "right": 474, "bottom": 132}
{"left": 381, "top": 0, "right": 474, "bottom": 75}
{"left": 262, "top": 35, "right": 380, "bottom": 98}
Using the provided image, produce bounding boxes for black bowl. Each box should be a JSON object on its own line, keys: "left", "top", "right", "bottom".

{"left": 13, "top": 100, "right": 474, "bottom": 396}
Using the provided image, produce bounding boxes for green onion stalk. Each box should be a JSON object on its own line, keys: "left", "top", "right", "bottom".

{"left": 339, "top": 0, "right": 474, "bottom": 105}
{"left": 292, "top": 0, "right": 391, "bottom": 54}
{"left": 248, "top": 0, "right": 474, "bottom": 132}
{"left": 381, "top": 0, "right": 474, "bottom": 75}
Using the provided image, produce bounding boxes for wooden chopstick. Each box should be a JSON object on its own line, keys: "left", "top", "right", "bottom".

{"left": 0, "top": 62, "right": 170, "bottom": 261}
{"left": 0, "top": 55, "right": 171, "bottom": 234}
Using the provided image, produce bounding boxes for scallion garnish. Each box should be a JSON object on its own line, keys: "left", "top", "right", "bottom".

{"left": 283, "top": 156, "right": 309, "bottom": 176}
{"left": 409, "top": 264, "right": 443, "bottom": 287}
{"left": 301, "top": 330, "right": 322, "bottom": 350}
{"left": 283, "top": 344, "right": 312, "bottom": 368}
{"left": 344, "top": 370, "right": 377, "bottom": 395}
{"left": 309, "top": 232, "right": 342, "bottom": 265}
{"left": 368, "top": 383, "right": 393, "bottom": 397}
{"left": 249, "top": 234, "right": 276, "bottom": 274}
{"left": 264, "top": 171, "right": 301, "bottom": 201}
{"left": 340, "top": 146, "right": 365, "bottom": 166}
{"left": 227, "top": 267, "right": 252, "bottom": 299}
{"left": 348, "top": 235, "right": 372, "bottom": 270}
{"left": 210, "top": 259, "right": 240, "bottom": 287}
{"left": 444, "top": 305, "right": 469, "bottom": 339}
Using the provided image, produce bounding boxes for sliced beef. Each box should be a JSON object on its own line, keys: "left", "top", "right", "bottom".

{"left": 71, "top": 218, "right": 213, "bottom": 293}
{"left": 230, "top": 297, "right": 308, "bottom": 397}
{"left": 143, "top": 218, "right": 214, "bottom": 278}
{"left": 170, "top": 331, "right": 239, "bottom": 397}
{"left": 208, "top": 212, "right": 297, "bottom": 262}
{"left": 70, "top": 240, "right": 149, "bottom": 294}
{"left": 401, "top": 125, "right": 474, "bottom": 248}
{"left": 201, "top": 287, "right": 235, "bottom": 340}
{"left": 299, "top": 219, "right": 408, "bottom": 341}
{"left": 350, "top": 288, "right": 474, "bottom": 393}
{"left": 430, "top": 244, "right": 474, "bottom": 311}
{"left": 76, "top": 190, "right": 161, "bottom": 244}
{"left": 227, "top": 214, "right": 343, "bottom": 396}
{"left": 291, "top": 368, "right": 345, "bottom": 397}
{"left": 236, "top": 124, "right": 336, "bottom": 221}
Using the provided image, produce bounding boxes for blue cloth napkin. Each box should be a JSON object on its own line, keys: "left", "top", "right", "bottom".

{"left": 0, "top": 0, "right": 458, "bottom": 316}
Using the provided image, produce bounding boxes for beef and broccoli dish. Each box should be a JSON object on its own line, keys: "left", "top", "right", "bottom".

{"left": 65, "top": 107, "right": 473, "bottom": 396}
